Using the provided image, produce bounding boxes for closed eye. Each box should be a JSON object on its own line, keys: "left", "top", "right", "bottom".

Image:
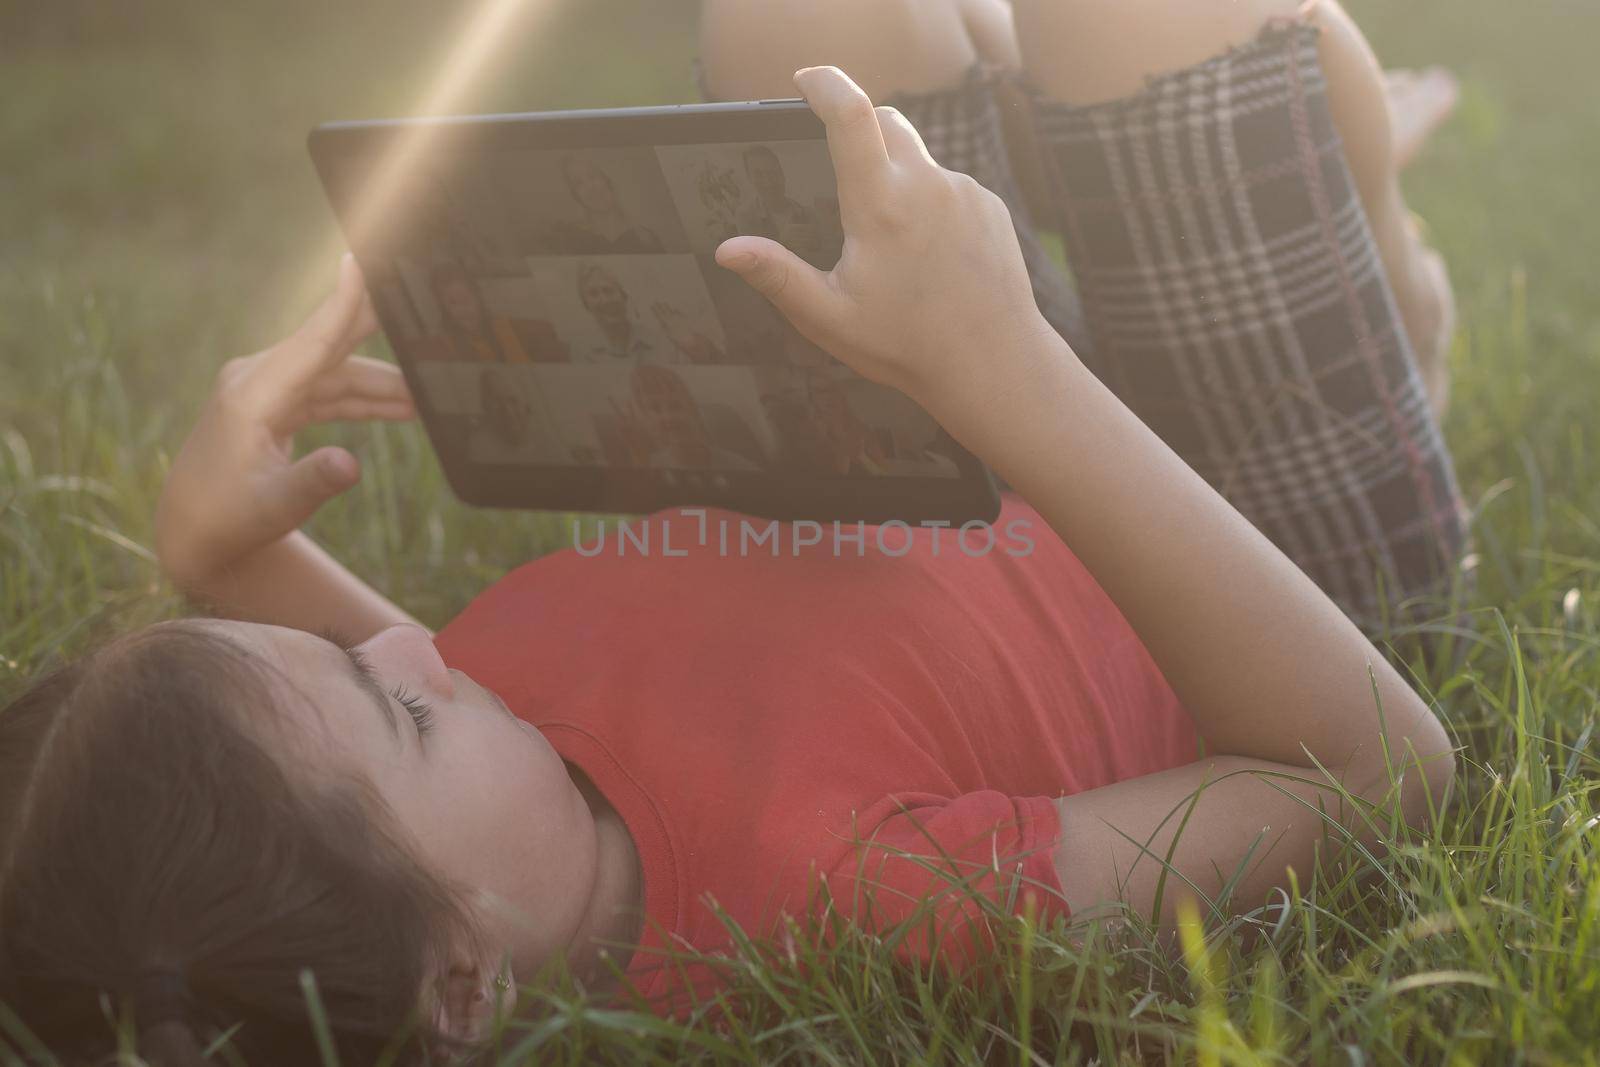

{"left": 390, "top": 684, "right": 437, "bottom": 737}
{"left": 321, "top": 629, "right": 437, "bottom": 743}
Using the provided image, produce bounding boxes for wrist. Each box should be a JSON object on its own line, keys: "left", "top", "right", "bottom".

{"left": 909, "top": 317, "right": 1082, "bottom": 442}
{"left": 154, "top": 535, "right": 227, "bottom": 599}
{"left": 153, "top": 509, "right": 260, "bottom": 599}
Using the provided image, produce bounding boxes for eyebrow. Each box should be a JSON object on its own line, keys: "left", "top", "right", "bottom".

{"left": 340, "top": 644, "right": 403, "bottom": 745}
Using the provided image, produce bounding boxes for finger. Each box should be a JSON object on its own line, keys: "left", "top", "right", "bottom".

{"left": 265, "top": 446, "right": 362, "bottom": 531}
{"left": 716, "top": 236, "right": 837, "bottom": 338}
{"left": 308, "top": 356, "right": 415, "bottom": 405}
{"left": 261, "top": 255, "right": 369, "bottom": 394}
{"left": 793, "top": 67, "right": 891, "bottom": 213}
{"left": 875, "top": 106, "right": 936, "bottom": 168}
{"left": 338, "top": 286, "right": 382, "bottom": 352}
{"left": 302, "top": 398, "right": 418, "bottom": 427}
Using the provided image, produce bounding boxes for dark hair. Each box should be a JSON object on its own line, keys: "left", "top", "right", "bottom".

{"left": 0, "top": 622, "right": 475, "bottom": 1064}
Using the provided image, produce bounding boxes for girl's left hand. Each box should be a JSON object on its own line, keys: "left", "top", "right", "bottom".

{"left": 155, "top": 256, "right": 416, "bottom": 591}
{"left": 713, "top": 67, "right": 1053, "bottom": 413}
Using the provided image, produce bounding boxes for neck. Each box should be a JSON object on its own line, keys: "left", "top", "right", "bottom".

{"left": 561, "top": 766, "right": 642, "bottom": 987}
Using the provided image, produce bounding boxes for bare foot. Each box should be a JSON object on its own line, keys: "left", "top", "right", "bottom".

{"left": 1386, "top": 67, "right": 1461, "bottom": 169}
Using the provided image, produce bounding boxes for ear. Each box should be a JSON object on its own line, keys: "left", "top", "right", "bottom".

{"left": 432, "top": 948, "right": 513, "bottom": 1043}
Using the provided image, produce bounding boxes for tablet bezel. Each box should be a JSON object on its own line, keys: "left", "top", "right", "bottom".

{"left": 308, "top": 101, "right": 1002, "bottom": 525}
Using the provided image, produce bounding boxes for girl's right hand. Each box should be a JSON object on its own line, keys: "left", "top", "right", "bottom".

{"left": 714, "top": 66, "right": 1062, "bottom": 414}
{"left": 154, "top": 257, "right": 415, "bottom": 591}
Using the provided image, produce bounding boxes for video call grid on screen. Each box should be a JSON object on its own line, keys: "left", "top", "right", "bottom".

{"left": 364, "top": 135, "right": 963, "bottom": 482}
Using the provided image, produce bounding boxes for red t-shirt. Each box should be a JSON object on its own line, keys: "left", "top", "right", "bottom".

{"left": 433, "top": 497, "right": 1197, "bottom": 1003}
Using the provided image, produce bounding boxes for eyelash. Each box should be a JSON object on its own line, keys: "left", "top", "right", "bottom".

{"left": 390, "top": 684, "right": 437, "bottom": 737}
{"left": 323, "top": 629, "right": 439, "bottom": 740}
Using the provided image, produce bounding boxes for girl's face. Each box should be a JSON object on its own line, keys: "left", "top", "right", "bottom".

{"left": 208, "top": 620, "right": 597, "bottom": 994}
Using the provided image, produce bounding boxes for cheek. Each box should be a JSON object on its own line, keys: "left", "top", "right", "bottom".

{"left": 411, "top": 722, "right": 582, "bottom": 872}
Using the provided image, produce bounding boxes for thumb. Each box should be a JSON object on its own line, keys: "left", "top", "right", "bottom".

{"left": 269, "top": 446, "right": 361, "bottom": 530}
{"left": 715, "top": 237, "right": 836, "bottom": 333}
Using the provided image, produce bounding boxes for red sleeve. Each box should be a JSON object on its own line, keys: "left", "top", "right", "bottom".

{"left": 823, "top": 792, "right": 1068, "bottom": 971}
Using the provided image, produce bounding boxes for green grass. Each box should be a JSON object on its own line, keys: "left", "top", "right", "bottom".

{"left": 3, "top": 0, "right": 1600, "bottom": 1062}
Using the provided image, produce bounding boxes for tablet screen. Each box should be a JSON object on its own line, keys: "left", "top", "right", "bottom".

{"left": 365, "top": 138, "right": 965, "bottom": 484}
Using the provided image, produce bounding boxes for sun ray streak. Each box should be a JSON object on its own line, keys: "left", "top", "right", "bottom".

{"left": 294, "top": 0, "right": 563, "bottom": 315}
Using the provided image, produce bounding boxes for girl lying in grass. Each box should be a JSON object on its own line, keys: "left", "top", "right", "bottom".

{"left": 1, "top": 0, "right": 1466, "bottom": 1061}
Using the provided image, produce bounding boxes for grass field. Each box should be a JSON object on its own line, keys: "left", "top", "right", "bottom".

{"left": 3, "top": 0, "right": 1599, "bottom": 1062}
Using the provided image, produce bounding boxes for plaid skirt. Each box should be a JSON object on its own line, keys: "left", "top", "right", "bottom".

{"left": 702, "top": 23, "right": 1469, "bottom": 630}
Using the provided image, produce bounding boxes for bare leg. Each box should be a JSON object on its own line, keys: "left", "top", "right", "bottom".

{"left": 698, "top": 0, "right": 982, "bottom": 104}
{"left": 1011, "top": 0, "right": 1456, "bottom": 418}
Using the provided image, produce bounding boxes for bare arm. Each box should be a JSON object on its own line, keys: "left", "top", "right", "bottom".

{"left": 156, "top": 257, "right": 428, "bottom": 642}
{"left": 950, "top": 338, "right": 1452, "bottom": 928}
{"left": 173, "top": 532, "right": 427, "bottom": 641}
{"left": 716, "top": 69, "right": 1454, "bottom": 933}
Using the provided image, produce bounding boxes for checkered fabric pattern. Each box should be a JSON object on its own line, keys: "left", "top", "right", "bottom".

{"left": 887, "top": 71, "right": 1091, "bottom": 354}
{"left": 1028, "top": 22, "right": 1467, "bottom": 628}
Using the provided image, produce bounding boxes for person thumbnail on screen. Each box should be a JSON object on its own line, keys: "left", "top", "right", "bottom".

{"left": 738, "top": 145, "right": 833, "bottom": 268}
{"left": 546, "top": 154, "right": 665, "bottom": 254}
{"left": 757, "top": 370, "right": 961, "bottom": 479}
{"left": 502, "top": 148, "right": 689, "bottom": 256}
{"left": 656, "top": 141, "right": 843, "bottom": 266}
{"left": 414, "top": 262, "right": 570, "bottom": 364}
{"left": 534, "top": 256, "right": 729, "bottom": 366}
{"left": 465, "top": 365, "right": 566, "bottom": 466}
{"left": 628, "top": 366, "right": 762, "bottom": 471}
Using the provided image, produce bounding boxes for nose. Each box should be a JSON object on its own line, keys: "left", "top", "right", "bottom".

{"left": 359, "top": 624, "right": 456, "bottom": 700}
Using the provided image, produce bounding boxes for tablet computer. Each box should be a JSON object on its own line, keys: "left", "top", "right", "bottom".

{"left": 308, "top": 101, "right": 1001, "bottom": 524}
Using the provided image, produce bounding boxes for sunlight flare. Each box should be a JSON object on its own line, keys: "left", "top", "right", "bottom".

{"left": 293, "top": 0, "right": 564, "bottom": 318}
